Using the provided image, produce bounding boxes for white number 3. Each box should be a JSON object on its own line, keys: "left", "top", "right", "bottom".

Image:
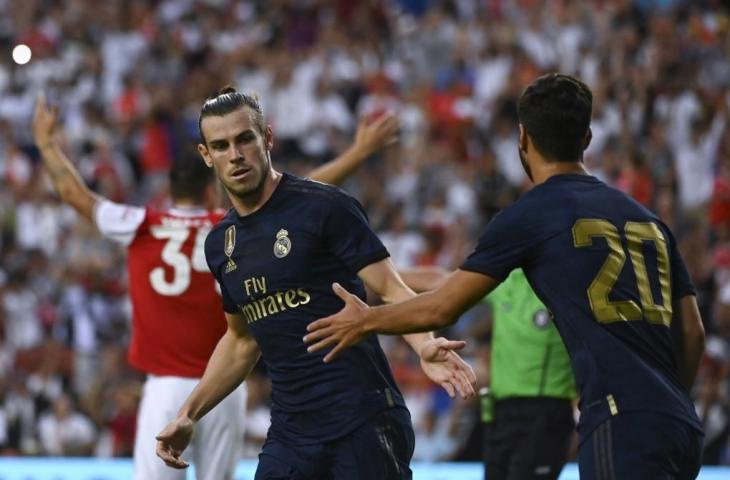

{"left": 149, "top": 226, "right": 211, "bottom": 296}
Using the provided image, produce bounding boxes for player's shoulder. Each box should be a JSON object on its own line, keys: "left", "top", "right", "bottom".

{"left": 489, "top": 187, "right": 543, "bottom": 226}
{"left": 531, "top": 173, "right": 668, "bottom": 229}
{"left": 204, "top": 208, "right": 238, "bottom": 265}
{"left": 486, "top": 175, "right": 605, "bottom": 232}
{"left": 560, "top": 174, "right": 662, "bottom": 222}
{"left": 207, "top": 208, "right": 238, "bottom": 239}
{"left": 280, "top": 173, "right": 355, "bottom": 205}
{"left": 524, "top": 173, "right": 603, "bottom": 202}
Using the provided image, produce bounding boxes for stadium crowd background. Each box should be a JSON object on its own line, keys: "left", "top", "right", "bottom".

{"left": 0, "top": 0, "right": 729, "bottom": 466}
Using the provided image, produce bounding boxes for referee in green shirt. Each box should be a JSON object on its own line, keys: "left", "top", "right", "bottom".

{"left": 482, "top": 268, "right": 576, "bottom": 480}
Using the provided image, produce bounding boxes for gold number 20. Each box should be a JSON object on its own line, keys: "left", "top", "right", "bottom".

{"left": 572, "top": 219, "right": 672, "bottom": 326}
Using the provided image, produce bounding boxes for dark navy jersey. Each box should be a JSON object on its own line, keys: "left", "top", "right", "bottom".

{"left": 205, "top": 173, "right": 405, "bottom": 444}
{"left": 461, "top": 174, "right": 702, "bottom": 439}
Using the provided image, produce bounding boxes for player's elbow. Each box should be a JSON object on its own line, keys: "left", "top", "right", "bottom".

{"left": 61, "top": 187, "right": 96, "bottom": 221}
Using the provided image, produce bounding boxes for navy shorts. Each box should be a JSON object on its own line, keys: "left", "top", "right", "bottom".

{"left": 578, "top": 412, "right": 703, "bottom": 480}
{"left": 255, "top": 407, "right": 414, "bottom": 480}
{"left": 484, "top": 397, "right": 575, "bottom": 480}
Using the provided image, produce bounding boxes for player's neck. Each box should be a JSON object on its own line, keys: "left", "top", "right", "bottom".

{"left": 531, "top": 159, "right": 589, "bottom": 185}
{"left": 230, "top": 169, "right": 283, "bottom": 217}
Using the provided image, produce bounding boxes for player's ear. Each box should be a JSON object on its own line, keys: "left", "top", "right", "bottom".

{"left": 198, "top": 143, "right": 214, "bottom": 168}
{"left": 264, "top": 124, "right": 274, "bottom": 151}
{"left": 518, "top": 124, "right": 528, "bottom": 153}
{"left": 583, "top": 128, "right": 593, "bottom": 151}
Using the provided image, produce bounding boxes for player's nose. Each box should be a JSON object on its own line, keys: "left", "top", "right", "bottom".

{"left": 228, "top": 145, "right": 245, "bottom": 163}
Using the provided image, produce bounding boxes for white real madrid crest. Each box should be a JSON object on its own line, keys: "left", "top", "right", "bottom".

{"left": 273, "top": 229, "right": 291, "bottom": 258}
{"left": 224, "top": 225, "right": 237, "bottom": 273}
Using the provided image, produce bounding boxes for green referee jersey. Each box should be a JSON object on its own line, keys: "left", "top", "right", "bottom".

{"left": 487, "top": 269, "right": 576, "bottom": 401}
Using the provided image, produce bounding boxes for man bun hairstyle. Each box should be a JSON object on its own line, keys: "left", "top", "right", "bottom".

{"left": 198, "top": 85, "right": 265, "bottom": 143}
{"left": 517, "top": 73, "right": 593, "bottom": 162}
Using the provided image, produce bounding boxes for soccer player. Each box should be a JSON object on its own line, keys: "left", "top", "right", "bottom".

{"left": 154, "top": 88, "right": 476, "bottom": 479}
{"left": 305, "top": 73, "right": 706, "bottom": 479}
{"left": 31, "top": 93, "right": 407, "bottom": 480}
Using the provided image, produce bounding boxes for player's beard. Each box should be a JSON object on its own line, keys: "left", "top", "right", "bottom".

{"left": 519, "top": 147, "right": 533, "bottom": 182}
{"left": 224, "top": 152, "right": 271, "bottom": 200}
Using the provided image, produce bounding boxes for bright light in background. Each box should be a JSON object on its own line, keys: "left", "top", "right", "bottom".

{"left": 12, "top": 44, "right": 32, "bottom": 65}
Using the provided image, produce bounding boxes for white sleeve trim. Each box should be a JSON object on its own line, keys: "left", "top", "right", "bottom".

{"left": 93, "top": 200, "right": 147, "bottom": 247}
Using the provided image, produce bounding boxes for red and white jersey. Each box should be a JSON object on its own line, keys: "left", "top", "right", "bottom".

{"left": 95, "top": 200, "right": 227, "bottom": 378}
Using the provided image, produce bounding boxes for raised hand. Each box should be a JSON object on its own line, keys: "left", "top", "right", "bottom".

{"left": 352, "top": 111, "right": 399, "bottom": 156}
{"left": 32, "top": 93, "right": 59, "bottom": 148}
{"left": 155, "top": 416, "right": 195, "bottom": 470}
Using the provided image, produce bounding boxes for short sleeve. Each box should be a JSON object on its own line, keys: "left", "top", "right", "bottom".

{"left": 322, "top": 193, "right": 389, "bottom": 273}
{"left": 219, "top": 281, "right": 239, "bottom": 314}
{"left": 94, "top": 200, "right": 146, "bottom": 246}
{"left": 460, "top": 205, "right": 537, "bottom": 281}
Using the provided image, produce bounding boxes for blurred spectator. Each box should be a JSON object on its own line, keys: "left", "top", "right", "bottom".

{"left": 2, "top": 269, "right": 42, "bottom": 351}
{"left": 104, "top": 381, "right": 139, "bottom": 457}
{"left": 379, "top": 205, "right": 426, "bottom": 268}
{"left": 0, "top": 373, "right": 38, "bottom": 455}
{"left": 695, "top": 336, "right": 730, "bottom": 464}
{"left": 37, "top": 393, "right": 96, "bottom": 456}
{"left": 670, "top": 99, "right": 727, "bottom": 215}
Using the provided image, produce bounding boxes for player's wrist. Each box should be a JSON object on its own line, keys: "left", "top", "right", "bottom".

{"left": 361, "top": 308, "right": 378, "bottom": 337}
{"left": 345, "top": 142, "right": 368, "bottom": 161}
{"left": 414, "top": 335, "right": 436, "bottom": 359}
{"left": 177, "top": 407, "right": 200, "bottom": 424}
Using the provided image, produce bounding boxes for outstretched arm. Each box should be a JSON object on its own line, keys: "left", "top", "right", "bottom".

{"left": 307, "top": 113, "right": 398, "bottom": 185}
{"left": 156, "top": 311, "right": 260, "bottom": 469}
{"left": 330, "top": 259, "right": 477, "bottom": 397}
{"left": 32, "top": 94, "right": 100, "bottom": 222}
{"left": 305, "top": 269, "right": 498, "bottom": 362}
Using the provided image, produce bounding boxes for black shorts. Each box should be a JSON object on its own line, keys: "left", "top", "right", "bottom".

{"left": 255, "top": 407, "right": 414, "bottom": 480}
{"left": 484, "top": 397, "right": 575, "bottom": 480}
{"left": 578, "top": 411, "right": 703, "bottom": 480}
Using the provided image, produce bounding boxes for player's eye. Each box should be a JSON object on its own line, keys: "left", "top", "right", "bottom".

{"left": 236, "top": 133, "right": 255, "bottom": 144}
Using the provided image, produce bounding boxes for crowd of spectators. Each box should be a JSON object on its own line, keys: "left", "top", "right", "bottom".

{"left": 1, "top": 0, "right": 729, "bottom": 466}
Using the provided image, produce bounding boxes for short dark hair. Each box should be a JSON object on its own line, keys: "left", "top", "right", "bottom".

{"left": 517, "top": 73, "right": 593, "bottom": 162}
{"left": 198, "top": 86, "right": 265, "bottom": 144}
{"left": 169, "top": 149, "right": 215, "bottom": 202}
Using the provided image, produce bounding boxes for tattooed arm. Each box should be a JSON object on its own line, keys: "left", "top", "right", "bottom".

{"left": 31, "top": 94, "right": 100, "bottom": 221}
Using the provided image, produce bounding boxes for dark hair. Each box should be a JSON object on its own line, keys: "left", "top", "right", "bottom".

{"left": 517, "top": 73, "right": 593, "bottom": 162}
{"left": 198, "top": 86, "right": 265, "bottom": 144}
{"left": 169, "top": 149, "right": 215, "bottom": 202}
